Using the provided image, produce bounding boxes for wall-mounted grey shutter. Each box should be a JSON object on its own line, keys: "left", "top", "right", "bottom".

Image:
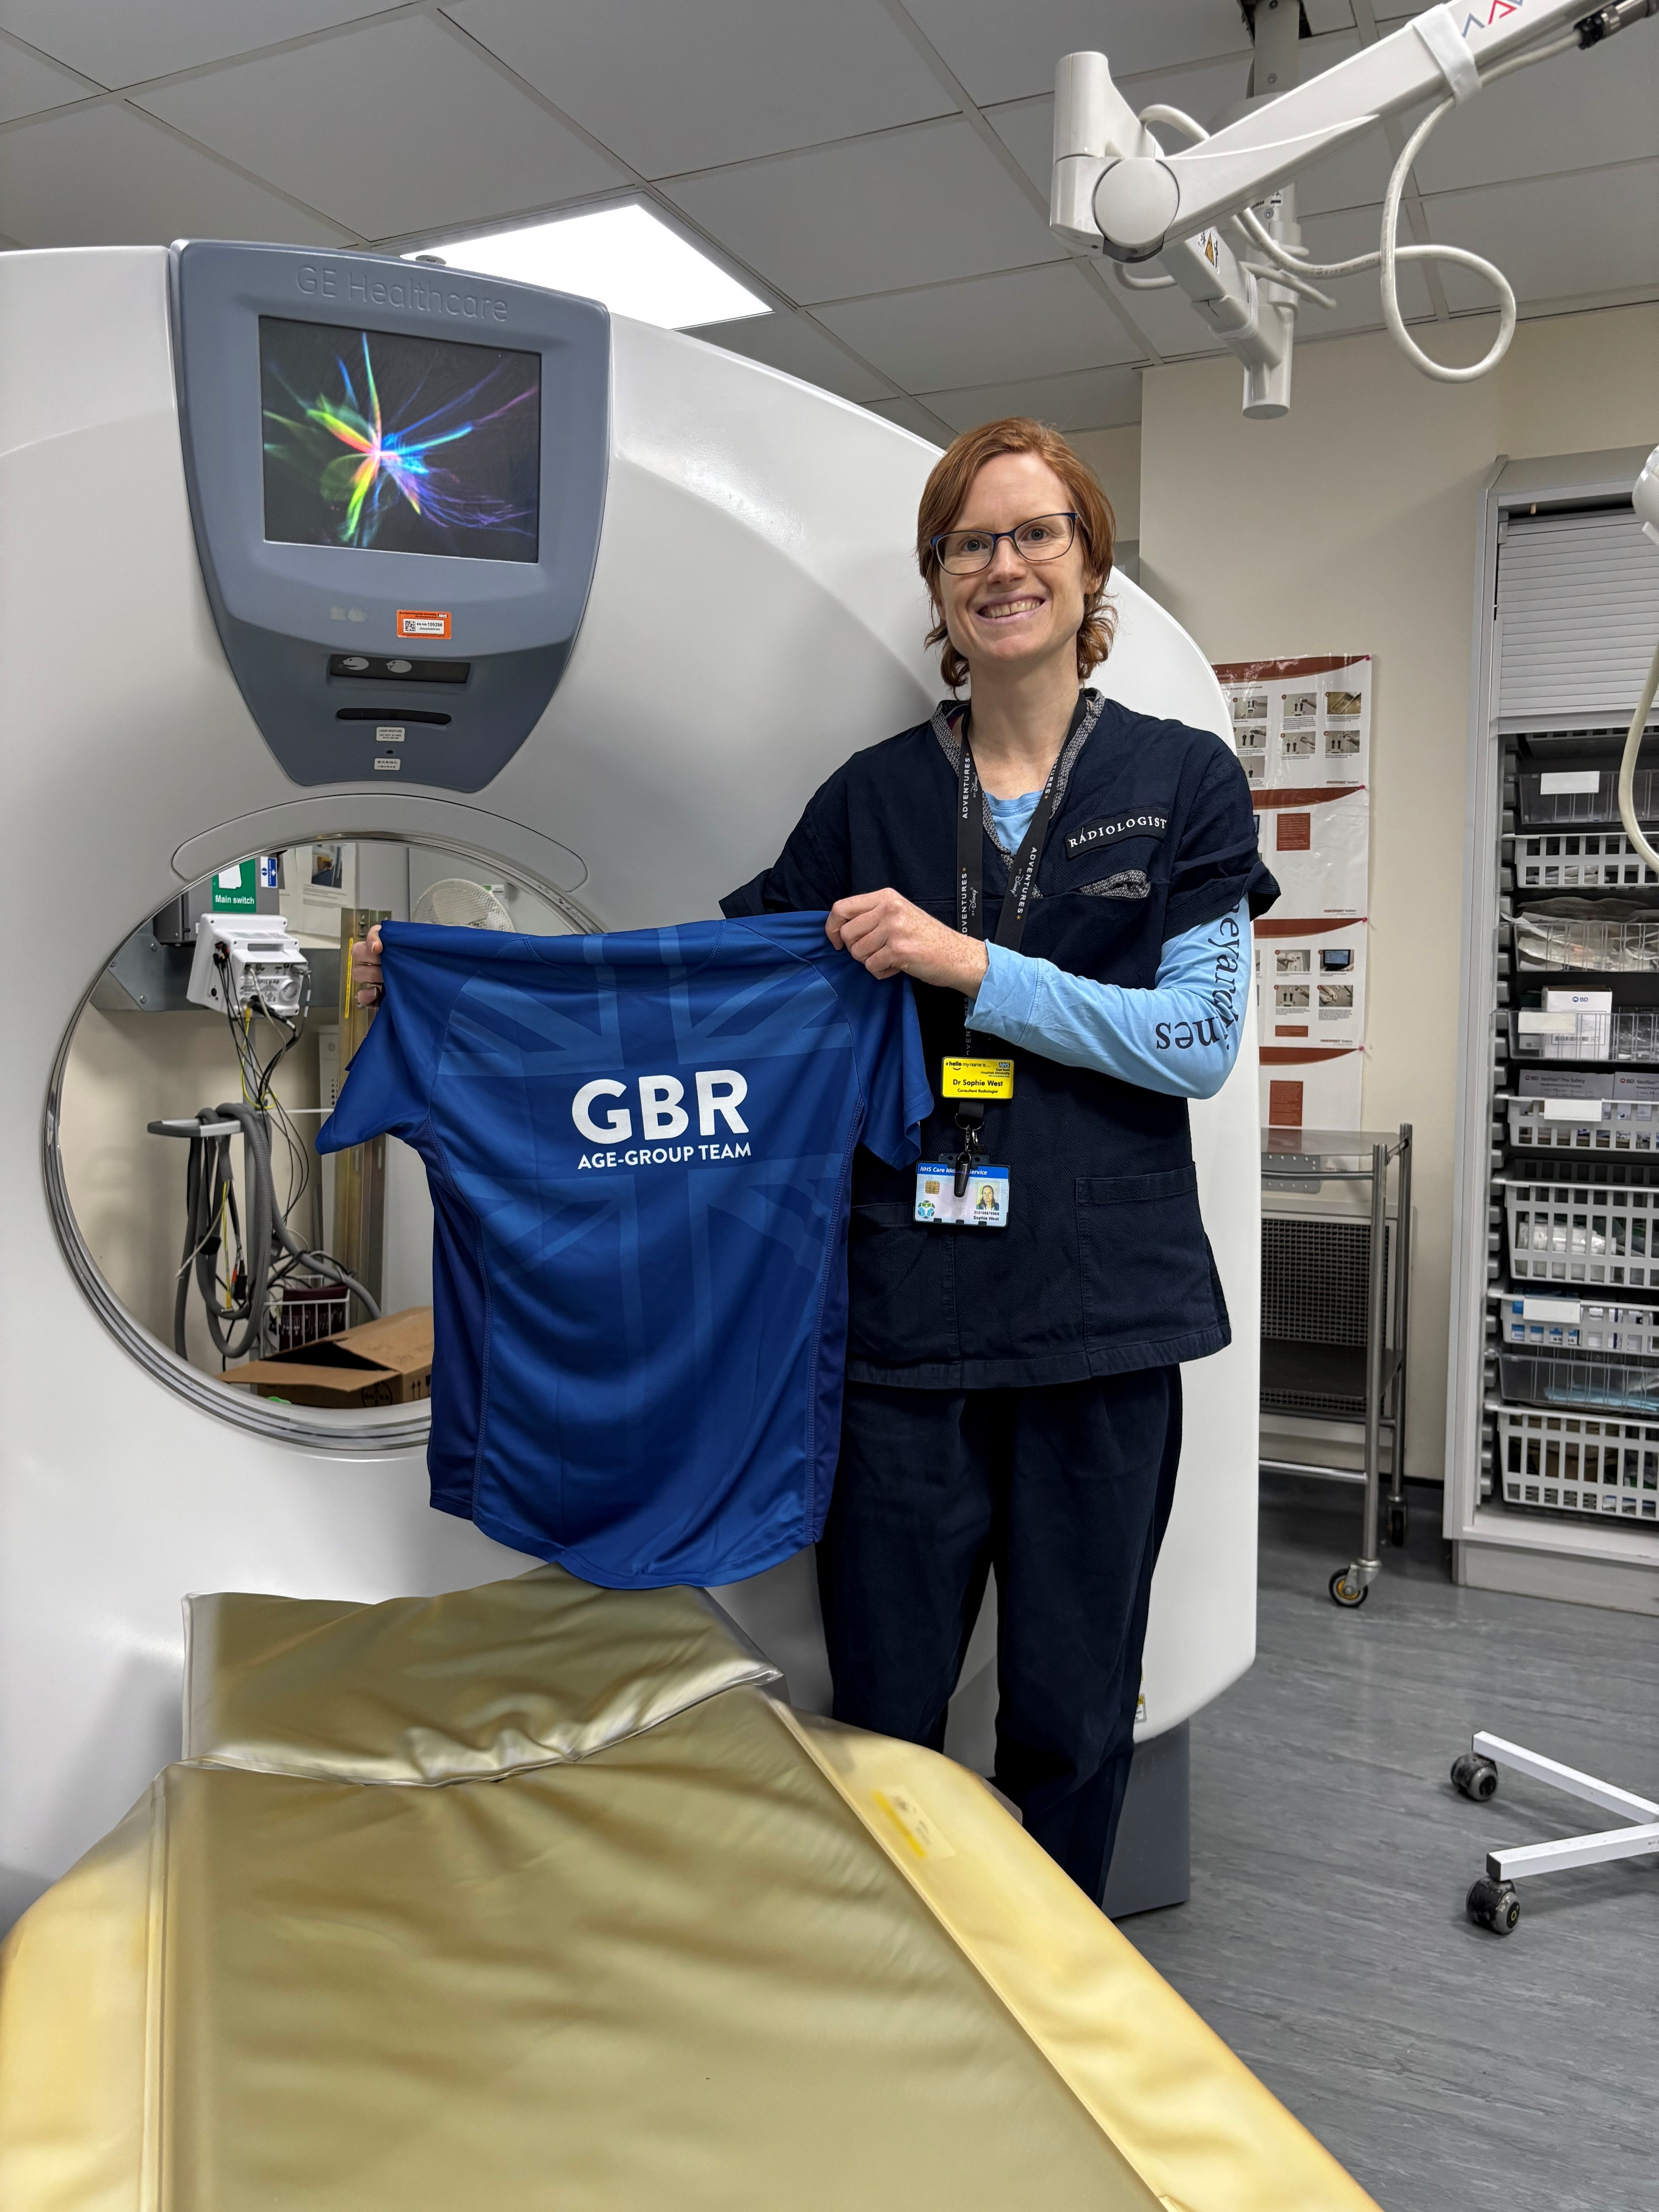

{"left": 1495, "top": 508, "right": 1658, "bottom": 732}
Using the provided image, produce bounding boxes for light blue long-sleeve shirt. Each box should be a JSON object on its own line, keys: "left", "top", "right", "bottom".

{"left": 966, "top": 789, "right": 1250, "bottom": 1101}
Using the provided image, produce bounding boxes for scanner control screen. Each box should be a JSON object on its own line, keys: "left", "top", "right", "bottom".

{"left": 259, "top": 316, "right": 541, "bottom": 563}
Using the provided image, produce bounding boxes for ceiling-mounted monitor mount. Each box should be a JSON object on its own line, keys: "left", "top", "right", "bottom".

{"left": 170, "top": 240, "right": 610, "bottom": 792}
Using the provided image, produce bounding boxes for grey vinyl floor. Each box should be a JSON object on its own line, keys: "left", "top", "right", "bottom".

{"left": 1123, "top": 1473, "right": 1659, "bottom": 2212}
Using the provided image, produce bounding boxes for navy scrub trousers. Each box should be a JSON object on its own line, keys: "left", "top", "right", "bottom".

{"left": 816, "top": 1365, "right": 1182, "bottom": 1903}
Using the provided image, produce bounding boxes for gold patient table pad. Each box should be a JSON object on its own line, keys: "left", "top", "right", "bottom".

{"left": 0, "top": 1568, "right": 1378, "bottom": 2211}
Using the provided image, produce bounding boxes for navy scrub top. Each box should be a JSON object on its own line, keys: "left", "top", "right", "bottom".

{"left": 724, "top": 689, "right": 1279, "bottom": 1390}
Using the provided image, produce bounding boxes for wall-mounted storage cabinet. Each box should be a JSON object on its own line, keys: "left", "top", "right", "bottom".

{"left": 1448, "top": 447, "right": 1659, "bottom": 1615}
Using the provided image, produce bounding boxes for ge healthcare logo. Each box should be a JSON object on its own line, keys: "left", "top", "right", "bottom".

{"left": 573, "top": 1068, "right": 752, "bottom": 1171}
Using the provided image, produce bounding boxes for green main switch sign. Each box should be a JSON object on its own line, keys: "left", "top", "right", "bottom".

{"left": 210, "top": 857, "right": 277, "bottom": 913}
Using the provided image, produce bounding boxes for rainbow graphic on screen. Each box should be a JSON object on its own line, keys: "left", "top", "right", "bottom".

{"left": 260, "top": 318, "right": 541, "bottom": 563}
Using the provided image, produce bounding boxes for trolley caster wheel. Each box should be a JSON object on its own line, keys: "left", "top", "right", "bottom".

{"left": 1329, "top": 1567, "right": 1369, "bottom": 1608}
{"left": 1451, "top": 1752, "right": 1499, "bottom": 1802}
{"left": 1466, "top": 1875, "right": 1520, "bottom": 1935}
{"left": 1388, "top": 1504, "right": 1408, "bottom": 1549}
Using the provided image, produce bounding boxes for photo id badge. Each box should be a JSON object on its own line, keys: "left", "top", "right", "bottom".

{"left": 913, "top": 1163, "right": 1011, "bottom": 1228}
{"left": 941, "top": 1056, "right": 1014, "bottom": 1101}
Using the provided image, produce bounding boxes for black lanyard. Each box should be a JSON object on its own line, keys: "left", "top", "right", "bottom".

{"left": 954, "top": 723, "right": 1063, "bottom": 1051}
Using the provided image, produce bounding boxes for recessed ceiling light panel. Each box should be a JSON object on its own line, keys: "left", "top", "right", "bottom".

{"left": 406, "top": 204, "right": 770, "bottom": 331}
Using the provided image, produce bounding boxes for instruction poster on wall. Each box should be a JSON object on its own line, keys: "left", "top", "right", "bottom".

{"left": 1253, "top": 788, "right": 1369, "bottom": 919}
{"left": 1219, "top": 653, "right": 1374, "bottom": 1130}
{"left": 1259, "top": 1046, "right": 1365, "bottom": 1133}
{"left": 1216, "top": 654, "right": 1371, "bottom": 790}
{"left": 1254, "top": 917, "right": 1367, "bottom": 1047}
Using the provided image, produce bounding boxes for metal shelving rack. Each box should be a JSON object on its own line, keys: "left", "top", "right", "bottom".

{"left": 1259, "top": 1125, "right": 1413, "bottom": 1608}
{"left": 1447, "top": 447, "right": 1659, "bottom": 1614}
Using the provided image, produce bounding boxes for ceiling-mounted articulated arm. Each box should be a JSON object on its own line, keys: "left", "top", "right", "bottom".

{"left": 1052, "top": 0, "right": 1658, "bottom": 417}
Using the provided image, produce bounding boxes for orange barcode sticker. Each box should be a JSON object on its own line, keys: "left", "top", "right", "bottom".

{"left": 396, "top": 608, "right": 452, "bottom": 640}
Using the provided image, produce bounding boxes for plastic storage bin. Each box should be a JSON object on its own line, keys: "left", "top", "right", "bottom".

{"left": 1513, "top": 910, "right": 1659, "bottom": 972}
{"left": 1509, "top": 831, "right": 1659, "bottom": 891}
{"left": 1491, "top": 1405, "right": 1659, "bottom": 1522}
{"left": 1500, "top": 1294, "right": 1659, "bottom": 1356}
{"left": 1516, "top": 766, "right": 1659, "bottom": 828}
{"left": 1508, "top": 1099, "right": 1659, "bottom": 1152}
{"left": 1504, "top": 1173, "right": 1659, "bottom": 1288}
{"left": 1509, "top": 1007, "right": 1659, "bottom": 1062}
{"left": 1498, "top": 1350, "right": 1659, "bottom": 1415}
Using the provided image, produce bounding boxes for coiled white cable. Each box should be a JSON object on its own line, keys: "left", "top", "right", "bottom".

{"left": 1616, "top": 635, "right": 1659, "bottom": 873}
{"left": 1137, "top": 26, "right": 1583, "bottom": 385}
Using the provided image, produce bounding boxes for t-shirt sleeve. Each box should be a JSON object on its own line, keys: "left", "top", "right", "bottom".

{"left": 851, "top": 970, "right": 933, "bottom": 1168}
{"left": 1164, "top": 738, "right": 1280, "bottom": 938}
{"left": 316, "top": 925, "right": 447, "bottom": 1153}
{"left": 721, "top": 775, "right": 851, "bottom": 917}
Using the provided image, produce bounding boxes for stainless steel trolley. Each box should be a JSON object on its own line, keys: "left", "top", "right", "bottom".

{"left": 1259, "top": 1125, "right": 1415, "bottom": 1608}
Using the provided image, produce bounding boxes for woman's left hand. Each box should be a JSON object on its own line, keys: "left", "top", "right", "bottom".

{"left": 828, "top": 889, "right": 990, "bottom": 994}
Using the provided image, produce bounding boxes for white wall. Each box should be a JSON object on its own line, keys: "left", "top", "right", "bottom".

{"left": 1070, "top": 424, "right": 1142, "bottom": 546}
{"left": 1137, "top": 302, "right": 1659, "bottom": 1482}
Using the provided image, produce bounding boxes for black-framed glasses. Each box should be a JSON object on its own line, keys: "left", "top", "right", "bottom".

{"left": 931, "top": 511, "right": 1079, "bottom": 575}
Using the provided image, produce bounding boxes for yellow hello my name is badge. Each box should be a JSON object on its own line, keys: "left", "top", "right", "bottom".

{"left": 941, "top": 1056, "right": 1014, "bottom": 1101}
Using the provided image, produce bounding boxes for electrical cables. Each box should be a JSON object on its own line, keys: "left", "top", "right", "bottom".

{"left": 172, "top": 938, "right": 378, "bottom": 1366}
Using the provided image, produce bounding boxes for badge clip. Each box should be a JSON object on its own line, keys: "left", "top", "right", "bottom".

{"left": 953, "top": 1101, "right": 984, "bottom": 1198}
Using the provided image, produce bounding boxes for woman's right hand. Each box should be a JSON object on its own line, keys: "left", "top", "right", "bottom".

{"left": 352, "top": 923, "right": 385, "bottom": 1006}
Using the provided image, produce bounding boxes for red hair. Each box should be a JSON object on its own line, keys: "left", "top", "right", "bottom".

{"left": 916, "top": 418, "right": 1116, "bottom": 693}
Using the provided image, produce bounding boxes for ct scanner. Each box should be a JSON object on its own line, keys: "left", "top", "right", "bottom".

{"left": 0, "top": 240, "right": 1260, "bottom": 1929}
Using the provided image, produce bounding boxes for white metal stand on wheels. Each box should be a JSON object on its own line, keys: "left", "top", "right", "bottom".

{"left": 1452, "top": 1731, "right": 1659, "bottom": 1934}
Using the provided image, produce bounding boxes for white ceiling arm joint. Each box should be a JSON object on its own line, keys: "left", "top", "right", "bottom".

{"left": 1412, "top": 4, "right": 1482, "bottom": 103}
{"left": 1093, "top": 160, "right": 1183, "bottom": 262}
{"left": 1050, "top": 50, "right": 1159, "bottom": 249}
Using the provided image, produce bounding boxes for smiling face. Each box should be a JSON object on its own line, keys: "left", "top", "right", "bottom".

{"left": 934, "top": 450, "right": 1096, "bottom": 689}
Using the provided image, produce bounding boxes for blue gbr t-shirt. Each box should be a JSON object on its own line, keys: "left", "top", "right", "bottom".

{"left": 319, "top": 914, "right": 931, "bottom": 1589}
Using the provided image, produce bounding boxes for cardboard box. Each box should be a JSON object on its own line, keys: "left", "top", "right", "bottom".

{"left": 227, "top": 1306, "right": 433, "bottom": 1409}
{"left": 1542, "top": 987, "right": 1612, "bottom": 1013}
{"left": 1519, "top": 1070, "right": 1616, "bottom": 1099}
{"left": 1614, "top": 1070, "right": 1659, "bottom": 1101}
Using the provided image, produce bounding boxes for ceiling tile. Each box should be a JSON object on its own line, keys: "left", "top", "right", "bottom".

{"left": 816, "top": 260, "right": 1142, "bottom": 392}
{"left": 0, "top": 100, "right": 353, "bottom": 246}
{"left": 0, "top": 32, "right": 93, "bottom": 121}
{"left": 688, "top": 308, "right": 894, "bottom": 404}
{"left": 0, "top": 2, "right": 388, "bottom": 86}
{"left": 981, "top": 94, "right": 1053, "bottom": 197}
{"left": 1411, "top": 41, "right": 1659, "bottom": 195}
{"left": 1069, "top": 263, "right": 1230, "bottom": 364}
{"left": 1296, "top": 200, "right": 1437, "bottom": 328}
{"left": 917, "top": 362, "right": 1143, "bottom": 434}
{"left": 862, "top": 394, "right": 950, "bottom": 443}
{"left": 1425, "top": 160, "right": 1659, "bottom": 313}
{"left": 447, "top": 0, "right": 956, "bottom": 177}
{"left": 663, "top": 117, "right": 1062, "bottom": 306}
{"left": 136, "top": 15, "right": 626, "bottom": 240}
{"left": 901, "top": 1, "right": 1249, "bottom": 108}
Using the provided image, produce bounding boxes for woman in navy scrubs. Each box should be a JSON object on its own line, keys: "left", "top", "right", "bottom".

{"left": 725, "top": 417, "right": 1277, "bottom": 1902}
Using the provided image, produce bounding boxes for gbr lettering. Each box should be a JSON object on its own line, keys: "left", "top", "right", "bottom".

{"left": 571, "top": 1070, "right": 749, "bottom": 1145}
